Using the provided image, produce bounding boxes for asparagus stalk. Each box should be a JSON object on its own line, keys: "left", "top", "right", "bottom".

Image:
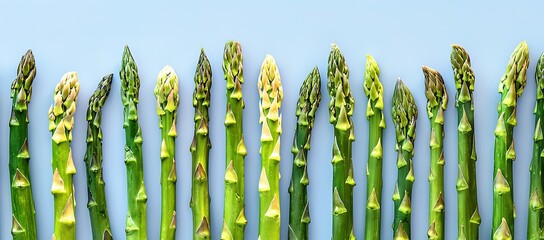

{"left": 258, "top": 54, "right": 283, "bottom": 240}
{"left": 327, "top": 44, "right": 356, "bottom": 240}
{"left": 155, "top": 66, "right": 179, "bottom": 240}
{"left": 120, "top": 46, "right": 148, "bottom": 240}
{"left": 363, "top": 55, "right": 385, "bottom": 240}
{"left": 190, "top": 49, "right": 212, "bottom": 240}
{"left": 422, "top": 67, "right": 448, "bottom": 240}
{"left": 9, "top": 50, "right": 37, "bottom": 240}
{"left": 451, "top": 44, "right": 480, "bottom": 240}
{"left": 49, "top": 72, "right": 80, "bottom": 240}
{"left": 288, "top": 67, "right": 321, "bottom": 240}
{"left": 391, "top": 79, "right": 418, "bottom": 240}
{"left": 221, "top": 41, "right": 247, "bottom": 240}
{"left": 85, "top": 74, "right": 113, "bottom": 240}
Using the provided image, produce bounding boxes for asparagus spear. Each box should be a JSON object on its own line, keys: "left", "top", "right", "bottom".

{"left": 49, "top": 71, "right": 80, "bottom": 240}
{"left": 120, "top": 46, "right": 148, "bottom": 240}
{"left": 451, "top": 44, "right": 480, "bottom": 240}
{"left": 9, "top": 50, "right": 37, "bottom": 240}
{"left": 85, "top": 74, "right": 113, "bottom": 240}
{"left": 492, "top": 41, "right": 529, "bottom": 239}
{"left": 155, "top": 66, "right": 179, "bottom": 240}
{"left": 391, "top": 79, "right": 417, "bottom": 240}
{"left": 327, "top": 44, "right": 356, "bottom": 240}
{"left": 363, "top": 55, "right": 385, "bottom": 240}
{"left": 422, "top": 67, "right": 448, "bottom": 240}
{"left": 190, "top": 49, "right": 212, "bottom": 240}
{"left": 221, "top": 41, "right": 247, "bottom": 240}
{"left": 288, "top": 67, "right": 321, "bottom": 240}
{"left": 258, "top": 54, "right": 283, "bottom": 240}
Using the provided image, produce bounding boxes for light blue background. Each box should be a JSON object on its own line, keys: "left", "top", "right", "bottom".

{"left": 0, "top": 1, "right": 542, "bottom": 239}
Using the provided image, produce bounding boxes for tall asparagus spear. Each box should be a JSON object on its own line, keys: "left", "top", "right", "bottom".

{"left": 85, "top": 74, "right": 113, "bottom": 240}
{"left": 422, "top": 67, "right": 448, "bottom": 240}
{"left": 258, "top": 54, "right": 283, "bottom": 240}
{"left": 120, "top": 45, "right": 148, "bottom": 240}
{"left": 451, "top": 44, "right": 480, "bottom": 240}
{"left": 288, "top": 67, "right": 321, "bottom": 240}
{"left": 391, "top": 79, "right": 417, "bottom": 240}
{"left": 49, "top": 71, "right": 80, "bottom": 240}
{"left": 9, "top": 50, "right": 37, "bottom": 240}
{"left": 155, "top": 66, "right": 179, "bottom": 240}
{"left": 363, "top": 55, "right": 385, "bottom": 240}
{"left": 492, "top": 41, "right": 529, "bottom": 239}
{"left": 528, "top": 52, "right": 544, "bottom": 240}
{"left": 190, "top": 49, "right": 212, "bottom": 240}
{"left": 327, "top": 44, "right": 356, "bottom": 240}
{"left": 221, "top": 41, "right": 247, "bottom": 240}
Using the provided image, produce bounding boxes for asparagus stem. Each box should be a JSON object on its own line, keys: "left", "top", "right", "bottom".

{"left": 9, "top": 50, "right": 37, "bottom": 240}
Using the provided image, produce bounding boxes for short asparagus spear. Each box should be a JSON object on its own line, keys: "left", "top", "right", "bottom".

{"left": 492, "top": 41, "right": 529, "bottom": 240}
{"left": 49, "top": 72, "right": 80, "bottom": 240}
{"left": 288, "top": 67, "right": 321, "bottom": 240}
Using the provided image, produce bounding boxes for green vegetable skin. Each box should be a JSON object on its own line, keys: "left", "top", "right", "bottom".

{"left": 288, "top": 67, "right": 321, "bottom": 240}
{"left": 120, "top": 46, "right": 148, "bottom": 240}
{"left": 422, "top": 66, "right": 447, "bottom": 240}
{"left": 363, "top": 55, "right": 385, "bottom": 240}
{"left": 221, "top": 41, "right": 247, "bottom": 240}
{"left": 327, "top": 44, "right": 356, "bottom": 240}
{"left": 258, "top": 54, "right": 283, "bottom": 240}
{"left": 492, "top": 41, "right": 529, "bottom": 240}
{"left": 155, "top": 66, "right": 179, "bottom": 240}
{"left": 451, "top": 44, "right": 480, "bottom": 240}
{"left": 9, "top": 50, "right": 37, "bottom": 240}
{"left": 49, "top": 72, "right": 80, "bottom": 240}
{"left": 190, "top": 49, "right": 212, "bottom": 240}
{"left": 85, "top": 74, "right": 113, "bottom": 240}
{"left": 391, "top": 79, "right": 417, "bottom": 240}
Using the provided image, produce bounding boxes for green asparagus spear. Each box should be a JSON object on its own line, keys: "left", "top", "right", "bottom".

{"left": 391, "top": 79, "right": 417, "bottom": 240}
{"left": 363, "top": 55, "right": 385, "bottom": 240}
{"left": 258, "top": 54, "right": 283, "bottom": 240}
{"left": 190, "top": 49, "right": 212, "bottom": 240}
{"left": 451, "top": 44, "right": 480, "bottom": 240}
{"left": 155, "top": 66, "right": 179, "bottom": 240}
{"left": 120, "top": 45, "right": 148, "bottom": 240}
{"left": 288, "top": 67, "right": 321, "bottom": 240}
{"left": 327, "top": 44, "right": 356, "bottom": 240}
{"left": 9, "top": 50, "right": 37, "bottom": 240}
{"left": 49, "top": 71, "right": 80, "bottom": 240}
{"left": 221, "top": 41, "right": 247, "bottom": 240}
{"left": 422, "top": 66, "right": 448, "bottom": 240}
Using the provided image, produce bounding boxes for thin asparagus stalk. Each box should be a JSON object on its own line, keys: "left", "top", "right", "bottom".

{"left": 9, "top": 50, "right": 37, "bottom": 240}
{"left": 391, "top": 79, "right": 418, "bottom": 240}
{"left": 190, "top": 49, "right": 212, "bottom": 240}
{"left": 327, "top": 44, "right": 356, "bottom": 240}
{"left": 49, "top": 71, "right": 80, "bottom": 240}
{"left": 120, "top": 45, "right": 148, "bottom": 240}
{"left": 155, "top": 66, "right": 179, "bottom": 240}
{"left": 288, "top": 67, "right": 321, "bottom": 240}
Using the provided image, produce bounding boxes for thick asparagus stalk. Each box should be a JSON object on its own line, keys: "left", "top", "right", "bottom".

{"left": 288, "top": 67, "right": 321, "bottom": 240}
{"left": 391, "top": 79, "right": 418, "bottom": 240}
{"left": 492, "top": 41, "right": 529, "bottom": 239}
{"left": 49, "top": 72, "right": 80, "bottom": 240}
{"left": 327, "top": 44, "right": 356, "bottom": 240}
{"left": 422, "top": 67, "right": 448, "bottom": 240}
{"left": 451, "top": 44, "right": 480, "bottom": 240}
{"left": 120, "top": 46, "right": 148, "bottom": 240}
{"left": 363, "top": 55, "right": 385, "bottom": 240}
{"left": 85, "top": 74, "right": 113, "bottom": 240}
{"left": 155, "top": 66, "right": 179, "bottom": 240}
{"left": 190, "top": 49, "right": 212, "bottom": 240}
{"left": 9, "top": 50, "right": 37, "bottom": 240}
{"left": 258, "top": 54, "right": 283, "bottom": 240}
